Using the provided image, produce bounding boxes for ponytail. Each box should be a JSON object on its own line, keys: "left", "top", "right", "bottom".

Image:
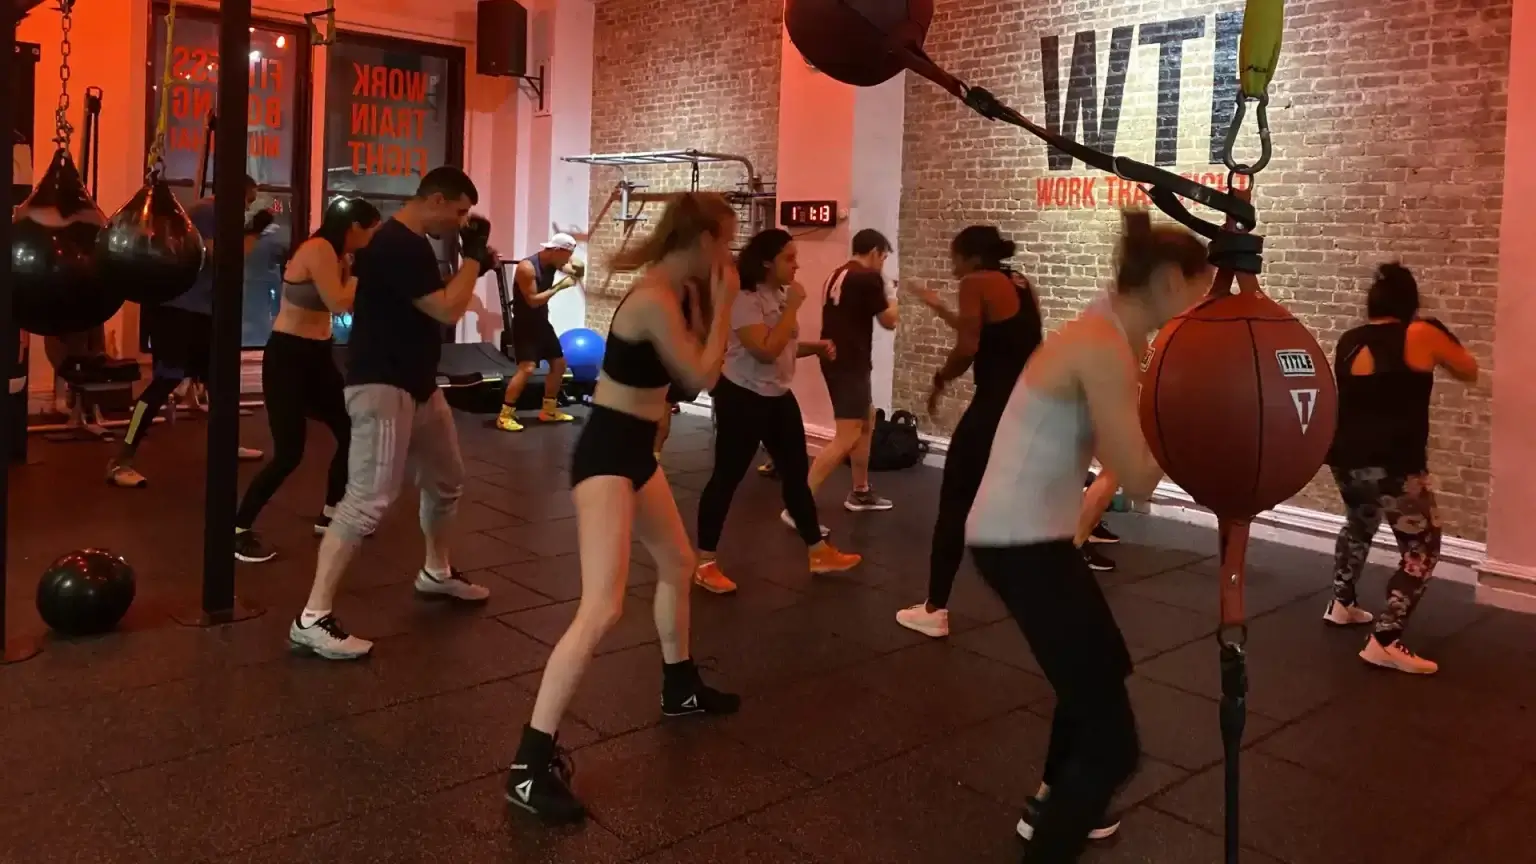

{"left": 609, "top": 191, "right": 737, "bottom": 274}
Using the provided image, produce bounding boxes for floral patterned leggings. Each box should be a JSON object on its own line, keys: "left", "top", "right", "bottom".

{"left": 1331, "top": 467, "right": 1442, "bottom": 641}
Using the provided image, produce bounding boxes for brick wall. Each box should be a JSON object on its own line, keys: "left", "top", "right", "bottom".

{"left": 582, "top": 0, "right": 783, "bottom": 333}
{"left": 898, "top": 0, "right": 1511, "bottom": 541}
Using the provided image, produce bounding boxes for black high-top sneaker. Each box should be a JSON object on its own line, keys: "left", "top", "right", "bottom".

{"left": 505, "top": 725, "right": 585, "bottom": 823}
{"left": 661, "top": 659, "right": 741, "bottom": 717}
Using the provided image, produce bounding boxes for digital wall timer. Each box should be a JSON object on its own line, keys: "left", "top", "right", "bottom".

{"left": 779, "top": 200, "right": 839, "bottom": 228}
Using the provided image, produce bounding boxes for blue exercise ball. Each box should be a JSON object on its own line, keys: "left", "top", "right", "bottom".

{"left": 559, "top": 328, "right": 605, "bottom": 382}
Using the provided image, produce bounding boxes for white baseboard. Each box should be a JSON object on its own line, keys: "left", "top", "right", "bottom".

{"left": 1474, "top": 558, "right": 1536, "bottom": 613}
{"left": 680, "top": 405, "right": 1490, "bottom": 591}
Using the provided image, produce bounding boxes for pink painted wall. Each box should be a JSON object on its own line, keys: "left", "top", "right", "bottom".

{"left": 1486, "top": 0, "right": 1536, "bottom": 571}
{"left": 775, "top": 27, "right": 855, "bottom": 434}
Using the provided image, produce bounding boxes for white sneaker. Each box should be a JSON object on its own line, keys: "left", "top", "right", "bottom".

{"left": 779, "top": 509, "right": 830, "bottom": 538}
{"left": 1359, "top": 637, "right": 1438, "bottom": 675}
{"left": 1323, "top": 598, "right": 1374, "bottom": 626}
{"left": 414, "top": 568, "right": 491, "bottom": 602}
{"left": 895, "top": 603, "right": 950, "bottom": 638}
{"left": 289, "top": 614, "right": 373, "bottom": 660}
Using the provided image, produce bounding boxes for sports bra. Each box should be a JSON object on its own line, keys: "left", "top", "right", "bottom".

{"left": 600, "top": 287, "right": 694, "bottom": 389}
{"left": 282, "top": 278, "right": 330, "bottom": 312}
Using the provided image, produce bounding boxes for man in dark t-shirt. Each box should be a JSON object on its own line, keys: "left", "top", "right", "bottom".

{"left": 804, "top": 228, "right": 898, "bottom": 516}
{"left": 290, "top": 166, "right": 499, "bottom": 661}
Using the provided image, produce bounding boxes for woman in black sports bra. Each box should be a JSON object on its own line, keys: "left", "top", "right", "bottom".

{"left": 896, "top": 226, "right": 1043, "bottom": 639}
{"left": 231, "top": 197, "right": 380, "bottom": 564}
{"left": 508, "top": 192, "right": 742, "bottom": 823}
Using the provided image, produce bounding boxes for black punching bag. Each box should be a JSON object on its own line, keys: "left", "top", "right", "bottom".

{"left": 11, "top": 149, "right": 122, "bottom": 336}
{"left": 784, "top": 0, "right": 932, "bottom": 86}
{"left": 95, "top": 174, "right": 206, "bottom": 305}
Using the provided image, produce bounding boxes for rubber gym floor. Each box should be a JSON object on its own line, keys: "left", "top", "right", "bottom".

{"left": 0, "top": 406, "right": 1531, "bottom": 863}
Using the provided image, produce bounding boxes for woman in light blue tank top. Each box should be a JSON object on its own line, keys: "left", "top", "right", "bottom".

{"left": 966, "top": 212, "right": 1211, "bottom": 861}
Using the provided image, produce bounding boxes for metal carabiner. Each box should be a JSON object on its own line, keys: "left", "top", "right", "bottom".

{"left": 1221, "top": 93, "right": 1272, "bottom": 177}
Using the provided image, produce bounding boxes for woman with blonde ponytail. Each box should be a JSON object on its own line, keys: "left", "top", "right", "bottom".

{"left": 506, "top": 192, "right": 744, "bottom": 823}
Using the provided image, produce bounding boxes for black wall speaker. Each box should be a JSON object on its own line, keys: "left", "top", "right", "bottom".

{"left": 476, "top": 0, "right": 529, "bottom": 78}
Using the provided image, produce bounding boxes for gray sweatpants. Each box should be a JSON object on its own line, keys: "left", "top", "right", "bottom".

{"left": 329, "top": 384, "right": 464, "bottom": 541}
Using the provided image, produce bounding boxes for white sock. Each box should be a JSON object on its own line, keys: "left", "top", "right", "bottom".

{"left": 299, "top": 608, "right": 329, "bottom": 628}
{"left": 322, "top": 505, "right": 336, "bottom": 518}
{"left": 422, "top": 565, "right": 451, "bottom": 581}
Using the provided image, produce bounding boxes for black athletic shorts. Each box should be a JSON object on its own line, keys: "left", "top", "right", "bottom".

{"left": 819, "top": 359, "right": 872, "bottom": 421}
{"left": 145, "top": 305, "right": 213, "bottom": 381}
{"left": 570, "top": 404, "right": 659, "bottom": 490}
{"left": 511, "top": 318, "right": 564, "bottom": 365}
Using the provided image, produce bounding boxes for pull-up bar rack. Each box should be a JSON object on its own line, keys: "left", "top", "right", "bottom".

{"left": 561, "top": 148, "right": 775, "bottom": 240}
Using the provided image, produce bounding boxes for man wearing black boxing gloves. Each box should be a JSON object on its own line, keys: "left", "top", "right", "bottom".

{"left": 1325, "top": 262, "right": 1479, "bottom": 675}
{"left": 290, "top": 166, "right": 498, "bottom": 660}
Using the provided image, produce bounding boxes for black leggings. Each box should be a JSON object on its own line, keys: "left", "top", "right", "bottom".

{"left": 927, "top": 398, "right": 1005, "bottom": 608}
{"left": 698, "top": 376, "right": 821, "bottom": 550}
{"left": 120, "top": 375, "right": 183, "bottom": 457}
{"left": 234, "top": 332, "right": 349, "bottom": 529}
{"left": 971, "top": 541, "right": 1140, "bottom": 863}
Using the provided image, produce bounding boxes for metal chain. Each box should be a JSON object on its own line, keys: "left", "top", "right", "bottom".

{"left": 52, "top": 0, "right": 75, "bottom": 147}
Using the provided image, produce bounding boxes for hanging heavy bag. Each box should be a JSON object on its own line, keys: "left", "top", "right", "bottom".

{"left": 12, "top": 147, "right": 121, "bottom": 336}
{"left": 867, "top": 409, "right": 927, "bottom": 472}
{"left": 95, "top": 173, "right": 206, "bottom": 305}
{"left": 13, "top": 2, "right": 123, "bottom": 336}
{"left": 97, "top": 0, "right": 206, "bottom": 306}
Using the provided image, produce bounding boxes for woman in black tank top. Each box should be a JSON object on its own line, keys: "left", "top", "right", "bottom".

{"left": 895, "top": 226, "right": 1042, "bottom": 639}
{"left": 1325, "top": 263, "right": 1478, "bottom": 676}
{"left": 509, "top": 193, "right": 743, "bottom": 824}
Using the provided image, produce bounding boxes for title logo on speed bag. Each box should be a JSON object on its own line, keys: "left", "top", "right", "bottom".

{"left": 1275, "top": 349, "right": 1316, "bottom": 378}
{"left": 1290, "top": 388, "right": 1318, "bottom": 434}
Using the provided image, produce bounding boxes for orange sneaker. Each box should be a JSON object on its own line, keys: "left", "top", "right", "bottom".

{"left": 693, "top": 560, "right": 738, "bottom": 594}
{"left": 809, "top": 543, "right": 862, "bottom": 574}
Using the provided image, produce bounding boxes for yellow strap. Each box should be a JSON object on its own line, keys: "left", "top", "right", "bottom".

{"left": 1238, "top": 0, "right": 1284, "bottom": 98}
{"left": 146, "top": 0, "right": 178, "bottom": 173}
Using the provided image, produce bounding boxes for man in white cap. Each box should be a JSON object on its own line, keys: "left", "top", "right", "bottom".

{"left": 497, "top": 232, "right": 583, "bottom": 431}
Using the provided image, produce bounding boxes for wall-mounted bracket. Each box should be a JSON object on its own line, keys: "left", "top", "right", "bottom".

{"left": 519, "top": 64, "right": 546, "bottom": 113}
{"left": 304, "top": 7, "right": 336, "bottom": 46}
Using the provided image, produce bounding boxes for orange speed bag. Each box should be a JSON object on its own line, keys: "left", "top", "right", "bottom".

{"left": 1138, "top": 279, "right": 1337, "bottom": 521}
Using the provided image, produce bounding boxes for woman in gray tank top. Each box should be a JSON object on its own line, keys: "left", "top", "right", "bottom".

{"left": 232, "top": 197, "right": 381, "bottom": 564}
{"left": 966, "top": 212, "right": 1210, "bottom": 861}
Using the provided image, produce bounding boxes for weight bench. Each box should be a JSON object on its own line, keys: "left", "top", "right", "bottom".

{"left": 43, "top": 354, "right": 143, "bottom": 442}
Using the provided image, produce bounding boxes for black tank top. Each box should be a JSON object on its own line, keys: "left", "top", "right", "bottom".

{"left": 971, "top": 269, "right": 1043, "bottom": 406}
{"left": 600, "top": 286, "right": 696, "bottom": 390}
{"left": 1326, "top": 321, "right": 1434, "bottom": 474}
{"left": 513, "top": 254, "right": 554, "bottom": 328}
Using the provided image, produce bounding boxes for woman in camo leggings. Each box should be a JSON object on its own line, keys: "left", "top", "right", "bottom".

{"left": 1324, "top": 263, "right": 1478, "bottom": 676}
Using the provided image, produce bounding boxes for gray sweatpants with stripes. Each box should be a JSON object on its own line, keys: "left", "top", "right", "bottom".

{"left": 329, "top": 384, "right": 464, "bottom": 542}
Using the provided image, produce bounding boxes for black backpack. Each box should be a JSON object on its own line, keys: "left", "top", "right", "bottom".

{"left": 867, "top": 409, "right": 927, "bottom": 472}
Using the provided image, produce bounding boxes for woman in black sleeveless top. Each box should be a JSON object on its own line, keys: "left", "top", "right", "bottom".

{"left": 896, "top": 226, "right": 1043, "bottom": 638}
{"left": 1326, "top": 263, "right": 1478, "bottom": 675}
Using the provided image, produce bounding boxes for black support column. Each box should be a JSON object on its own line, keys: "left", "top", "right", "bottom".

{"left": 177, "top": 0, "right": 261, "bottom": 627}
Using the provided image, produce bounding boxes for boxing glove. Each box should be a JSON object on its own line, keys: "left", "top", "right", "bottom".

{"left": 247, "top": 209, "right": 275, "bottom": 235}
{"left": 1420, "top": 316, "right": 1462, "bottom": 346}
{"left": 566, "top": 260, "right": 586, "bottom": 281}
{"left": 459, "top": 215, "right": 496, "bottom": 271}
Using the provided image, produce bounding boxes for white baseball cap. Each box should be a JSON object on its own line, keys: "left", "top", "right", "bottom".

{"left": 541, "top": 233, "right": 577, "bottom": 251}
